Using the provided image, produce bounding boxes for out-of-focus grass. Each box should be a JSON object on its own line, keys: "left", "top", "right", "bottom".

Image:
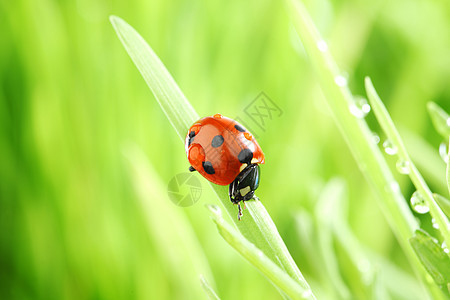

{"left": 1, "top": 0, "right": 450, "bottom": 299}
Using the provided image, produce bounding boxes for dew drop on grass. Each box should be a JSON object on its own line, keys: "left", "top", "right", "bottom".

{"left": 317, "top": 40, "right": 328, "bottom": 52}
{"left": 396, "top": 159, "right": 410, "bottom": 174}
{"left": 371, "top": 132, "right": 380, "bottom": 144}
{"left": 334, "top": 75, "right": 347, "bottom": 87}
{"left": 383, "top": 139, "right": 398, "bottom": 155}
{"left": 432, "top": 218, "right": 439, "bottom": 229}
{"left": 208, "top": 204, "right": 222, "bottom": 217}
{"left": 439, "top": 142, "right": 449, "bottom": 163}
{"left": 410, "top": 191, "right": 429, "bottom": 214}
{"left": 349, "top": 96, "right": 371, "bottom": 118}
{"left": 442, "top": 241, "right": 449, "bottom": 254}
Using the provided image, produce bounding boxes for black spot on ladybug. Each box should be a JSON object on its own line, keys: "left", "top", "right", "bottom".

{"left": 202, "top": 161, "right": 215, "bottom": 174}
{"left": 234, "top": 124, "right": 246, "bottom": 132}
{"left": 238, "top": 149, "right": 253, "bottom": 164}
{"left": 188, "top": 131, "right": 196, "bottom": 146}
{"left": 211, "top": 135, "right": 224, "bottom": 148}
{"left": 188, "top": 136, "right": 195, "bottom": 146}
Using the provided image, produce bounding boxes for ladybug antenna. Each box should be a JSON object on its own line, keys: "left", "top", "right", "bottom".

{"left": 237, "top": 203, "right": 243, "bottom": 221}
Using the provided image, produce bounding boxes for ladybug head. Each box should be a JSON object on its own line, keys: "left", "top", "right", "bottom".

{"left": 229, "top": 164, "right": 260, "bottom": 204}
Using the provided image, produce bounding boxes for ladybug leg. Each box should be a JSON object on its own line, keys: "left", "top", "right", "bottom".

{"left": 237, "top": 203, "right": 243, "bottom": 221}
{"left": 188, "top": 166, "right": 196, "bottom": 172}
{"left": 229, "top": 178, "right": 240, "bottom": 203}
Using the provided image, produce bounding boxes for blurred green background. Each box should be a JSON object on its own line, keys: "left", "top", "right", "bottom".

{"left": 2, "top": 0, "right": 450, "bottom": 299}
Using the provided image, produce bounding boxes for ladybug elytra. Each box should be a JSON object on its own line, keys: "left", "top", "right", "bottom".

{"left": 185, "top": 114, "right": 265, "bottom": 219}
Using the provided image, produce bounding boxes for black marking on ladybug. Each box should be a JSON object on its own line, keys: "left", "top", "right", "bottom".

{"left": 238, "top": 149, "right": 253, "bottom": 164}
{"left": 188, "top": 136, "right": 195, "bottom": 146}
{"left": 188, "top": 131, "right": 196, "bottom": 146}
{"left": 189, "top": 166, "right": 196, "bottom": 172}
{"left": 202, "top": 161, "right": 215, "bottom": 174}
{"left": 234, "top": 124, "right": 246, "bottom": 132}
{"left": 211, "top": 135, "right": 224, "bottom": 148}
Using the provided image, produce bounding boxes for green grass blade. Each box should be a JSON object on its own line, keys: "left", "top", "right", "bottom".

{"left": 200, "top": 275, "right": 221, "bottom": 300}
{"left": 426, "top": 102, "right": 450, "bottom": 195}
{"left": 427, "top": 102, "right": 450, "bottom": 140}
{"left": 410, "top": 230, "right": 450, "bottom": 292}
{"left": 123, "top": 144, "right": 214, "bottom": 299}
{"left": 109, "top": 15, "right": 199, "bottom": 139}
{"left": 110, "top": 15, "right": 311, "bottom": 291}
{"left": 365, "top": 77, "right": 450, "bottom": 255}
{"left": 206, "top": 205, "right": 316, "bottom": 300}
{"left": 434, "top": 194, "right": 450, "bottom": 220}
{"left": 287, "top": 0, "right": 446, "bottom": 298}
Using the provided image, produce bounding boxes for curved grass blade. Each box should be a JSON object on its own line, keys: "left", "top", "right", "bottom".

{"left": 200, "top": 275, "right": 221, "bottom": 300}
{"left": 207, "top": 205, "right": 315, "bottom": 300}
{"left": 365, "top": 77, "right": 450, "bottom": 255}
{"left": 427, "top": 102, "right": 450, "bottom": 140}
{"left": 434, "top": 193, "right": 450, "bottom": 220}
{"left": 410, "top": 230, "right": 450, "bottom": 294}
{"left": 287, "top": 0, "right": 446, "bottom": 298}
{"left": 110, "top": 15, "right": 312, "bottom": 292}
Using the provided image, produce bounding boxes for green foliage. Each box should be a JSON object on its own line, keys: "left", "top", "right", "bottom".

{"left": 428, "top": 102, "right": 450, "bottom": 140}
{"left": 200, "top": 275, "right": 221, "bottom": 300}
{"left": 2, "top": 0, "right": 450, "bottom": 299}
{"left": 410, "top": 230, "right": 450, "bottom": 291}
{"left": 111, "top": 16, "right": 313, "bottom": 298}
{"left": 434, "top": 194, "right": 450, "bottom": 219}
{"left": 207, "top": 204, "right": 313, "bottom": 300}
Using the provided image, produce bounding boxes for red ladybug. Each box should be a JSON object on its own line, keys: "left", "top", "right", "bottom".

{"left": 185, "top": 114, "right": 265, "bottom": 219}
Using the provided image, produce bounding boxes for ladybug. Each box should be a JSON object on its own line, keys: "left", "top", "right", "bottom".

{"left": 185, "top": 114, "right": 265, "bottom": 220}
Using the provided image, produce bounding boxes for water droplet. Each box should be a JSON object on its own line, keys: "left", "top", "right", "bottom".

{"left": 208, "top": 204, "right": 222, "bottom": 216}
{"left": 432, "top": 218, "right": 440, "bottom": 229}
{"left": 371, "top": 132, "right": 380, "bottom": 144}
{"left": 410, "top": 191, "right": 429, "bottom": 214}
{"left": 317, "top": 40, "right": 328, "bottom": 52}
{"left": 396, "top": 160, "right": 410, "bottom": 174}
{"left": 334, "top": 75, "right": 348, "bottom": 87}
{"left": 439, "top": 142, "right": 448, "bottom": 163}
{"left": 442, "top": 241, "right": 449, "bottom": 254}
{"left": 446, "top": 118, "right": 450, "bottom": 127}
{"left": 383, "top": 140, "right": 398, "bottom": 155}
{"left": 349, "top": 96, "right": 371, "bottom": 118}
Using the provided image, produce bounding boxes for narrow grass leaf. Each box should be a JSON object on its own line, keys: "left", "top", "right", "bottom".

{"left": 410, "top": 230, "right": 450, "bottom": 291}
{"left": 314, "top": 179, "right": 351, "bottom": 299}
{"left": 365, "top": 77, "right": 450, "bottom": 255}
{"left": 110, "top": 15, "right": 198, "bottom": 139}
{"left": 434, "top": 194, "right": 450, "bottom": 220}
{"left": 206, "top": 205, "right": 316, "bottom": 300}
{"left": 286, "top": 1, "right": 446, "bottom": 298}
{"left": 427, "top": 102, "right": 450, "bottom": 140}
{"left": 200, "top": 275, "right": 221, "bottom": 300}
{"left": 123, "top": 144, "right": 213, "bottom": 299}
{"left": 447, "top": 148, "right": 450, "bottom": 197}
{"left": 287, "top": 0, "right": 446, "bottom": 297}
{"left": 110, "top": 15, "right": 311, "bottom": 290}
